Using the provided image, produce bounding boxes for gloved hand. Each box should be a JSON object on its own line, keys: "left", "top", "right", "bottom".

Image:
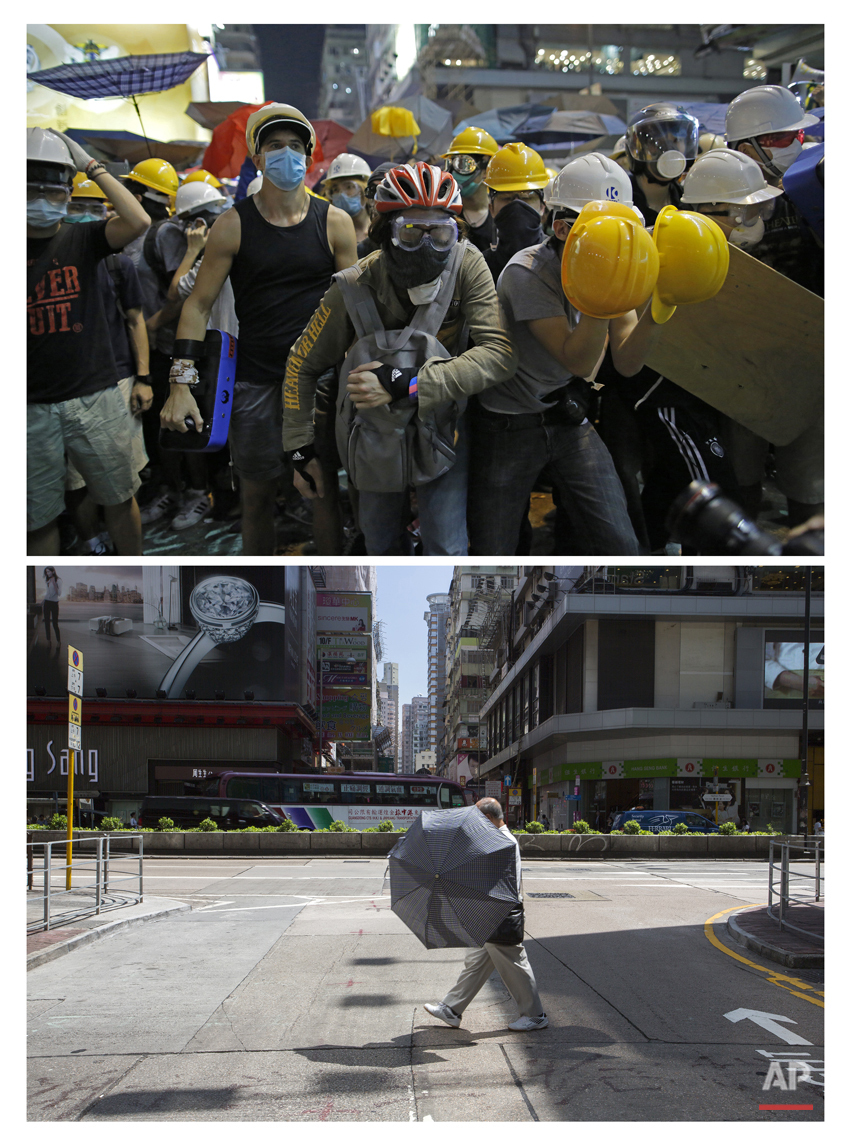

{"left": 47, "top": 128, "right": 95, "bottom": 173}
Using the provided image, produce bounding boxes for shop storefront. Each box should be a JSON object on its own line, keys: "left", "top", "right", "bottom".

{"left": 530, "top": 757, "right": 803, "bottom": 833}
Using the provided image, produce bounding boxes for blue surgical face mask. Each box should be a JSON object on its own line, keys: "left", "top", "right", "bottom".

{"left": 263, "top": 147, "right": 308, "bottom": 191}
{"left": 454, "top": 171, "right": 482, "bottom": 197}
{"left": 27, "top": 197, "right": 68, "bottom": 228}
{"left": 331, "top": 191, "right": 363, "bottom": 217}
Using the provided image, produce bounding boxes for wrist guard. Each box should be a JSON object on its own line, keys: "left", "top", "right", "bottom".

{"left": 169, "top": 359, "right": 199, "bottom": 386}
{"left": 172, "top": 339, "right": 207, "bottom": 362}
{"left": 288, "top": 442, "right": 318, "bottom": 492}
{"left": 375, "top": 363, "right": 416, "bottom": 402}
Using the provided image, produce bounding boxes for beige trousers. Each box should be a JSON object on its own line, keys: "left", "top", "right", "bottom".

{"left": 442, "top": 941, "right": 544, "bottom": 1019}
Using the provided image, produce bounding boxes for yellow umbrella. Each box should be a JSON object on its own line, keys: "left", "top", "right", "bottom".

{"left": 370, "top": 105, "right": 420, "bottom": 160}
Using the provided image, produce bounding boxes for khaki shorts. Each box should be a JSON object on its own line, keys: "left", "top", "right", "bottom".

{"left": 66, "top": 376, "right": 148, "bottom": 492}
{"left": 27, "top": 385, "right": 142, "bottom": 532}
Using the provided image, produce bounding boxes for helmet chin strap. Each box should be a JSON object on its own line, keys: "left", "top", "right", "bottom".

{"left": 749, "top": 138, "right": 783, "bottom": 180}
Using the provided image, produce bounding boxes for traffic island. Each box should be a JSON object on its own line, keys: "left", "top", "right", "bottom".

{"left": 727, "top": 903, "right": 824, "bottom": 970}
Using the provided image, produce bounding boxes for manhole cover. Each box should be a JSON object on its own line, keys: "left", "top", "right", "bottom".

{"left": 528, "top": 892, "right": 575, "bottom": 899}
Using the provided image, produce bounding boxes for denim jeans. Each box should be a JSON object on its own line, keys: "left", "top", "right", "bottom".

{"left": 467, "top": 407, "right": 641, "bottom": 555}
{"left": 356, "top": 413, "right": 469, "bottom": 555}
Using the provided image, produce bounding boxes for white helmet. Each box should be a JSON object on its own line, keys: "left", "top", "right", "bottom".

{"left": 324, "top": 152, "right": 372, "bottom": 182}
{"left": 545, "top": 153, "right": 635, "bottom": 212}
{"left": 175, "top": 181, "right": 228, "bottom": 218}
{"left": 680, "top": 149, "right": 783, "bottom": 206}
{"left": 611, "top": 135, "right": 627, "bottom": 156}
{"left": 725, "top": 84, "right": 819, "bottom": 143}
{"left": 27, "top": 127, "right": 76, "bottom": 185}
{"left": 698, "top": 132, "right": 727, "bottom": 154}
{"left": 246, "top": 173, "right": 263, "bottom": 196}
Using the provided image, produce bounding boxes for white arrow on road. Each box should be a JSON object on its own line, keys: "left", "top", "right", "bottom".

{"left": 724, "top": 1008, "right": 813, "bottom": 1045}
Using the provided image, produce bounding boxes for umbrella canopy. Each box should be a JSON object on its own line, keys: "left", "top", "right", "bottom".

{"left": 388, "top": 806, "right": 519, "bottom": 949}
{"left": 519, "top": 109, "right": 627, "bottom": 144}
{"left": 28, "top": 52, "right": 209, "bottom": 99}
{"left": 452, "top": 104, "right": 556, "bottom": 145}
{"left": 201, "top": 103, "right": 327, "bottom": 181}
{"left": 305, "top": 119, "right": 355, "bottom": 188}
{"left": 65, "top": 129, "right": 205, "bottom": 169}
{"left": 349, "top": 95, "right": 454, "bottom": 164}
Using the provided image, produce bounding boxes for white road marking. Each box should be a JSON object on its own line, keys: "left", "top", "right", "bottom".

{"left": 724, "top": 1008, "right": 813, "bottom": 1046}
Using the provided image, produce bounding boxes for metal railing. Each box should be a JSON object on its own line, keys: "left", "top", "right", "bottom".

{"left": 767, "top": 838, "right": 824, "bottom": 944}
{"left": 26, "top": 833, "right": 144, "bottom": 934}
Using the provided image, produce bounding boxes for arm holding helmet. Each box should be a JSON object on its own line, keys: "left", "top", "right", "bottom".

{"left": 47, "top": 129, "right": 150, "bottom": 249}
{"left": 160, "top": 209, "right": 239, "bottom": 434}
{"left": 607, "top": 299, "right": 666, "bottom": 377}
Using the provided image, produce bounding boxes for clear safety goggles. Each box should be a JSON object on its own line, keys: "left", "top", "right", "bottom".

{"left": 447, "top": 153, "right": 489, "bottom": 176}
{"left": 699, "top": 201, "right": 768, "bottom": 225}
{"left": 67, "top": 200, "right": 108, "bottom": 220}
{"left": 390, "top": 215, "right": 459, "bottom": 252}
{"left": 27, "top": 182, "right": 71, "bottom": 205}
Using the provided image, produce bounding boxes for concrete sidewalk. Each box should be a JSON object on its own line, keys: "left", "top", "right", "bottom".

{"left": 727, "top": 903, "right": 824, "bottom": 970}
{"left": 27, "top": 896, "right": 190, "bottom": 970}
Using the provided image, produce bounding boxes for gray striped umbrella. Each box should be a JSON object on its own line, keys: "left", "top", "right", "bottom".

{"left": 388, "top": 806, "right": 520, "bottom": 948}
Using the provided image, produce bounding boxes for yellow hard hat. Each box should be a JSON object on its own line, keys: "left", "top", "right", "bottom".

{"left": 182, "top": 168, "right": 223, "bottom": 189}
{"left": 544, "top": 166, "right": 560, "bottom": 181}
{"left": 442, "top": 125, "right": 499, "bottom": 158}
{"left": 71, "top": 172, "right": 107, "bottom": 200}
{"left": 245, "top": 102, "right": 316, "bottom": 156}
{"left": 484, "top": 142, "right": 550, "bottom": 192}
{"left": 561, "top": 203, "right": 660, "bottom": 319}
{"left": 650, "top": 205, "right": 730, "bottom": 324}
{"left": 123, "top": 157, "right": 178, "bottom": 198}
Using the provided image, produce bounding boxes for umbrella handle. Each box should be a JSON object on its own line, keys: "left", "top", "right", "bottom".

{"left": 131, "top": 94, "right": 153, "bottom": 159}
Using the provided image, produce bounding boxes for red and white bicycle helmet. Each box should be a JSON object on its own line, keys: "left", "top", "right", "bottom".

{"left": 374, "top": 161, "right": 463, "bottom": 214}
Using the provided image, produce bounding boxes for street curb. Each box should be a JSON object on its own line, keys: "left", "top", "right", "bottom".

{"left": 726, "top": 910, "right": 824, "bottom": 970}
{"left": 26, "top": 901, "right": 191, "bottom": 971}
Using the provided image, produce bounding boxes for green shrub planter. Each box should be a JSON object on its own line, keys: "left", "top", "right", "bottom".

{"left": 144, "top": 832, "right": 185, "bottom": 852}
{"left": 607, "top": 834, "right": 660, "bottom": 856}
{"left": 310, "top": 832, "right": 362, "bottom": 852}
{"left": 184, "top": 830, "right": 224, "bottom": 852}
{"left": 258, "top": 831, "right": 311, "bottom": 852}
{"left": 517, "top": 834, "right": 562, "bottom": 854}
{"left": 362, "top": 832, "right": 401, "bottom": 853}
{"left": 223, "top": 831, "right": 261, "bottom": 853}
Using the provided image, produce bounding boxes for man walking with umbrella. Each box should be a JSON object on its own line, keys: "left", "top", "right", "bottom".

{"left": 407, "top": 797, "right": 548, "bottom": 1031}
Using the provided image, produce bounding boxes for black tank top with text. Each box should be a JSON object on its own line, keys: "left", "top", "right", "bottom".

{"left": 229, "top": 193, "right": 335, "bottom": 384}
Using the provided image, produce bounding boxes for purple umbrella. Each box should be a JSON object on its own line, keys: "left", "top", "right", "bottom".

{"left": 29, "top": 52, "right": 210, "bottom": 157}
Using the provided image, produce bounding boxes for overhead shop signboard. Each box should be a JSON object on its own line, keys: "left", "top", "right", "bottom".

{"left": 316, "top": 591, "right": 372, "bottom": 635}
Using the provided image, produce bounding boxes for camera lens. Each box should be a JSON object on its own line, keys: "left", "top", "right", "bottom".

{"left": 666, "top": 482, "right": 783, "bottom": 555}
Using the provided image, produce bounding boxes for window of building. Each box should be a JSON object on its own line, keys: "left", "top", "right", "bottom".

{"left": 744, "top": 57, "right": 767, "bottom": 80}
{"left": 630, "top": 49, "right": 681, "bottom": 76}
{"left": 534, "top": 44, "right": 623, "bottom": 75}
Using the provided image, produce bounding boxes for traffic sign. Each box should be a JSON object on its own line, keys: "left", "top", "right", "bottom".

{"left": 69, "top": 722, "right": 82, "bottom": 751}
{"left": 67, "top": 666, "right": 84, "bottom": 697}
{"left": 67, "top": 646, "right": 83, "bottom": 672}
{"left": 485, "top": 781, "right": 502, "bottom": 799}
{"left": 504, "top": 775, "right": 512, "bottom": 787}
{"left": 703, "top": 792, "right": 733, "bottom": 802}
{"left": 68, "top": 695, "right": 82, "bottom": 726}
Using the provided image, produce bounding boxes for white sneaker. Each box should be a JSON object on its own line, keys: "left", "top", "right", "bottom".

{"left": 424, "top": 1002, "right": 461, "bottom": 1028}
{"left": 508, "top": 1014, "right": 548, "bottom": 1031}
{"left": 171, "top": 491, "right": 212, "bottom": 531}
{"left": 140, "top": 489, "right": 180, "bottom": 525}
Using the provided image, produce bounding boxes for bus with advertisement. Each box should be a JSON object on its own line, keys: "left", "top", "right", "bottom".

{"left": 201, "top": 771, "right": 474, "bottom": 829}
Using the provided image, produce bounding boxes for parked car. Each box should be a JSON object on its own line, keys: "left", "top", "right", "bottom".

{"left": 611, "top": 810, "right": 721, "bottom": 834}
{"left": 139, "top": 796, "right": 285, "bottom": 830}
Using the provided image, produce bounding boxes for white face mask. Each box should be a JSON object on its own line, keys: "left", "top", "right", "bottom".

{"left": 729, "top": 215, "right": 765, "bottom": 248}
{"left": 407, "top": 276, "right": 442, "bottom": 305}
{"left": 764, "top": 139, "right": 803, "bottom": 176}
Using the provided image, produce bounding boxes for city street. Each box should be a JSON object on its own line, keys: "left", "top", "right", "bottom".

{"left": 28, "top": 857, "right": 824, "bottom": 1122}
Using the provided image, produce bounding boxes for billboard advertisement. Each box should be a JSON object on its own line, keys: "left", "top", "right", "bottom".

{"left": 763, "top": 630, "right": 824, "bottom": 709}
{"left": 316, "top": 591, "right": 372, "bottom": 634}
{"left": 319, "top": 688, "right": 372, "bottom": 740}
{"left": 28, "top": 566, "right": 311, "bottom": 704}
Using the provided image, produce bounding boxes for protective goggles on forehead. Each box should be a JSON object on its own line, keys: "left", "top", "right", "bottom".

{"left": 390, "top": 215, "right": 459, "bottom": 252}
{"left": 27, "top": 182, "right": 71, "bottom": 204}
{"left": 447, "top": 153, "right": 489, "bottom": 176}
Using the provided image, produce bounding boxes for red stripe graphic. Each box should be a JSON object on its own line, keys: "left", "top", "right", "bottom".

{"left": 759, "top": 1105, "right": 814, "bottom": 1111}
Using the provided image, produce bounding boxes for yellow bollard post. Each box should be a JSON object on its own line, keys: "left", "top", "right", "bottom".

{"left": 66, "top": 749, "right": 75, "bottom": 891}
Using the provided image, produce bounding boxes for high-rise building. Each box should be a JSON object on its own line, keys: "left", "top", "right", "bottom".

{"left": 424, "top": 593, "right": 450, "bottom": 772}
{"left": 379, "top": 661, "right": 400, "bottom": 770}
{"left": 443, "top": 567, "right": 519, "bottom": 788}
{"left": 402, "top": 696, "right": 429, "bottom": 774}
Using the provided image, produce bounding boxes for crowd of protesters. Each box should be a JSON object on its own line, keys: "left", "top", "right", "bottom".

{"left": 27, "top": 81, "right": 824, "bottom": 556}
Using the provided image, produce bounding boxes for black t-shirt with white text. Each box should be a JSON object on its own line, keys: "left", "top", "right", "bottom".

{"left": 27, "top": 220, "right": 119, "bottom": 404}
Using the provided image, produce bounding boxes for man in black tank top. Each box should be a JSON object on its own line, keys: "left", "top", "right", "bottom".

{"left": 161, "top": 103, "right": 357, "bottom": 554}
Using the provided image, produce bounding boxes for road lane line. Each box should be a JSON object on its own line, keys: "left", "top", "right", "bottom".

{"left": 703, "top": 906, "right": 824, "bottom": 1008}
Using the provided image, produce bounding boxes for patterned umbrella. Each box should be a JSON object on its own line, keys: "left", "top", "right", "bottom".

{"left": 388, "top": 805, "right": 520, "bottom": 949}
{"left": 29, "top": 52, "right": 210, "bottom": 158}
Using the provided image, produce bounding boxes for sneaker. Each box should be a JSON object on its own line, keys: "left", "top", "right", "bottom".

{"left": 80, "top": 535, "right": 108, "bottom": 555}
{"left": 508, "top": 1014, "right": 548, "bottom": 1031}
{"left": 171, "top": 491, "right": 212, "bottom": 531}
{"left": 140, "top": 489, "right": 180, "bottom": 525}
{"left": 424, "top": 1002, "right": 461, "bottom": 1028}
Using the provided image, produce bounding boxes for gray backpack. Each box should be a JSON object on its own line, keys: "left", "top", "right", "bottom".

{"left": 333, "top": 240, "right": 467, "bottom": 493}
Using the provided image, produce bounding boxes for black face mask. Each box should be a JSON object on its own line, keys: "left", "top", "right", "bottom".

{"left": 384, "top": 241, "right": 453, "bottom": 291}
{"left": 144, "top": 199, "right": 170, "bottom": 223}
{"left": 494, "top": 198, "right": 544, "bottom": 248}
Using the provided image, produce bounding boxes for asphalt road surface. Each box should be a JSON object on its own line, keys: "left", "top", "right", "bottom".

{"left": 27, "top": 858, "right": 824, "bottom": 1122}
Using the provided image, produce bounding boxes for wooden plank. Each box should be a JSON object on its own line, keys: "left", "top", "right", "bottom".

{"left": 643, "top": 244, "right": 823, "bottom": 445}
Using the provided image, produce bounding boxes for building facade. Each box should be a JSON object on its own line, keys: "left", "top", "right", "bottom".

{"left": 424, "top": 593, "right": 450, "bottom": 773}
{"left": 479, "top": 566, "right": 824, "bottom": 833}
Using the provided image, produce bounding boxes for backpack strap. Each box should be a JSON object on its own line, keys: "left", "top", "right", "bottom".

{"left": 334, "top": 265, "right": 385, "bottom": 340}
{"left": 105, "top": 254, "right": 127, "bottom": 321}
